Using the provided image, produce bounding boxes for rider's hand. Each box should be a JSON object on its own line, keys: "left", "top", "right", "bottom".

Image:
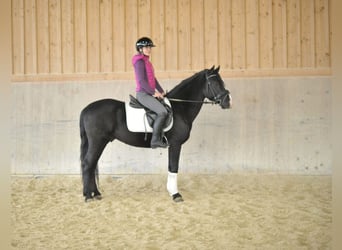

{"left": 153, "top": 92, "right": 164, "bottom": 99}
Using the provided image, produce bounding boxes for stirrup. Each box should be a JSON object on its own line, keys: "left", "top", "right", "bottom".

{"left": 162, "top": 135, "right": 169, "bottom": 145}
{"left": 151, "top": 141, "right": 168, "bottom": 149}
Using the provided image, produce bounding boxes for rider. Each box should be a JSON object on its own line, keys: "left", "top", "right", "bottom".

{"left": 132, "top": 37, "right": 169, "bottom": 149}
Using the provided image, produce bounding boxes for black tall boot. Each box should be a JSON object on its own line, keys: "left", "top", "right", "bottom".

{"left": 151, "top": 114, "right": 169, "bottom": 149}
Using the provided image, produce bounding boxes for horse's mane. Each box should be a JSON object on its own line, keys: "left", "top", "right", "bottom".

{"left": 166, "top": 69, "right": 207, "bottom": 98}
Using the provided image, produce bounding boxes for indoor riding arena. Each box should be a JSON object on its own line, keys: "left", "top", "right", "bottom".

{"left": 10, "top": 0, "right": 335, "bottom": 249}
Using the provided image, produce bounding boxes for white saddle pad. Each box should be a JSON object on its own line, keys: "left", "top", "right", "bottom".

{"left": 125, "top": 97, "right": 173, "bottom": 133}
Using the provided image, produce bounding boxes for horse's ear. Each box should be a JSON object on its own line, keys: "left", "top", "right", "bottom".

{"left": 214, "top": 65, "right": 220, "bottom": 73}
{"left": 209, "top": 65, "right": 215, "bottom": 72}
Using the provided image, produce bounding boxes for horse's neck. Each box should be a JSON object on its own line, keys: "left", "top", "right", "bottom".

{"left": 185, "top": 102, "right": 204, "bottom": 123}
{"left": 172, "top": 74, "right": 206, "bottom": 123}
{"left": 171, "top": 72, "right": 205, "bottom": 100}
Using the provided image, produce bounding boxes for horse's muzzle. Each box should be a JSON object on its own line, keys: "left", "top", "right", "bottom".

{"left": 219, "top": 92, "right": 232, "bottom": 109}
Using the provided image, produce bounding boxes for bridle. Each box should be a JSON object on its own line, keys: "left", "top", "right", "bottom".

{"left": 205, "top": 74, "right": 229, "bottom": 105}
{"left": 167, "top": 73, "right": 229, "bottom": 105}
{"left": 168, "top": 74, "right": 229, "bottom": 105}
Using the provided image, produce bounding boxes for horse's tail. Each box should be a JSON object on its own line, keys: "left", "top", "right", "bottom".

{"left": 80, "top": 111, "right": 88, "bottom": 176}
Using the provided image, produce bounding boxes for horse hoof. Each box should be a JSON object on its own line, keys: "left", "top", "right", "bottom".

{"left": 84, "top": 196, "right": 97, "bottom": 202}
{"left": 172, "top": 193, "right": 184, "bottom": 202}
{"left": 94, "top": 195, "right": 102, "bottom": 200}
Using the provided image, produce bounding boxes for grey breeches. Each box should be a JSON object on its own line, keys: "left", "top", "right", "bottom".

{"left": 136, "top": 92, "right": 168, "bottom": 116}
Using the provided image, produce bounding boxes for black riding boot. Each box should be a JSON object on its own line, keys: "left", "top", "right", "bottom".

{"left": 151, "top": 114, "right": 169, "bottom": 149}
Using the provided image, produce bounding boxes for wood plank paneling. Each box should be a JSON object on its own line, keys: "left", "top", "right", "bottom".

{"left": 231, "top": 0, "right": 246, "bottom": 69}
{"left": 165, "top": 0, "right": 178, "bottom": 70}
{"left": 178, "top": 0, "right": 191, "bottom": 70}
{"left": 246, "top": 0, "right": 259, "bottom": 69}
{"left": 24, "top": 0, "right": 37, "bottom": 74}
{"left": 100, "top": 0, "right": 113, "bottom": 72}
{"left": 112, "top": 0, "right": 125, "bottom": 71}
{"left": 138, "top": 0, "right": 151, "bottom": 37}
{"left": 12, "top": 0, "right": 25, "bottom": 75}
{"left": 61, "top": 0, "right": 75, "bottom": 73}
{"left": 301, "top": 0, "right": 315, "bottom": 67}
{"left": 11, "top": 0, "right": 331, "bottom": 81}
{"left": 36, "top": 0, "right": 50, "bottom": 74}
{"left": 74, "top": 0, "right": 87, "bottom": 73}
{"left": 315, "top": 0, "right": 330, "bottom": 67}
{"left": 151, "top": 0, "right": 165, "bottom": 70}
{"left": 272, "top": 0, "right": 287, "bottom": 68}
{"left": 190, "top": 0, "right": 205, "bottom": 70}
{"left": 87, "top": 0, "right": 100, "bottom": 72}
{"left": 49, "top": 0, "right": 62, "bottom": 73}
{"left": 204, "top": 0, "right": 218, "bottom": 67}
{"left": 125, "top": 0, "right": 138, "bottom": 71}
{"left": 259, "top": 0, "right": 273, "bottom": 68}
{"left": 287, "top": 0, "right": 301, "bottom": 68}
{"left": 218, "top": 0, "right": 232, "bottom": 69}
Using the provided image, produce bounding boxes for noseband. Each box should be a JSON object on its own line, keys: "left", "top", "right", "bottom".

{"left": 205, "top": 74, "right": 229, "bottom": 105}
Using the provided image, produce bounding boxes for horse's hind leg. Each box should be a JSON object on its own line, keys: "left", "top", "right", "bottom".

{"left": 82, "top": 138, "right": 108, "bottom": 201}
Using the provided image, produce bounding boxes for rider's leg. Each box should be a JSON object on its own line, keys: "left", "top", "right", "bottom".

{"left": 136, "top": 92, "right": 169, "bottom": 148}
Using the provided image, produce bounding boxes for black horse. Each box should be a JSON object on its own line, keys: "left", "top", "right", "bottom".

{"left": 80, "top": 66, "right": 231, "bottom": 202}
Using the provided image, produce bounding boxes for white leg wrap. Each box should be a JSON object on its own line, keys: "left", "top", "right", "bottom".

{"left": 167, "top": 172, "right": 178, "bottom": 196}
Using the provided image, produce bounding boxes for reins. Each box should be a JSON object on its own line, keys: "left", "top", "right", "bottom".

{"left": 166, "top": 98, "right": 220, "bottom": 105}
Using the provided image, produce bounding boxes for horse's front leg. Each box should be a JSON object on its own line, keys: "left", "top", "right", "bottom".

{"left": 167, "top": 144, "right": 184, "bottom": 202}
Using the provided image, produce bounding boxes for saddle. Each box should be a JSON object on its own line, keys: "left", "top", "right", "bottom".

{"left": 125, "top": 95, "right": 173, "bottom": 133}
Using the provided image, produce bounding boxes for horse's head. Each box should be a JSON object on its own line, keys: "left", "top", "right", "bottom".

{"left": 204, "top": 66, "right": 232, "bottom": 109}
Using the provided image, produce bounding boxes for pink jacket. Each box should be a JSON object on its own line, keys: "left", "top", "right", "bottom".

{"left": 132, "top": 54, "right": 163, "bottom": 95}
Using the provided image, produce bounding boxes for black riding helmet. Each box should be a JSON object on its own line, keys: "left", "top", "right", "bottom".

{"left": 136, "top": 37, "right": 156, "bottom": 52}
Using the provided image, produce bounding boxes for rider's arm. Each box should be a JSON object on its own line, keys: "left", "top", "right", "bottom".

{"left": 155, "top": 79, "right": 165, "bottom": 94}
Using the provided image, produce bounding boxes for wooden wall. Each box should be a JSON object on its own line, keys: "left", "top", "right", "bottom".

{"left": 11, "top": 0, "right": 331, "bottom": 81}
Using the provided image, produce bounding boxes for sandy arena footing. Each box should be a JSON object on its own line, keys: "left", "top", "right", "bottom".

{"left": 11, "top": 174, "right": 331, "bottom": 249}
